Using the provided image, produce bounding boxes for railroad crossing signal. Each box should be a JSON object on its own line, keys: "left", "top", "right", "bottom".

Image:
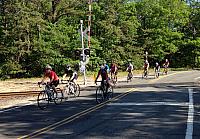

{"left": 75, "top": 49, "right": 90, "bottom": 61}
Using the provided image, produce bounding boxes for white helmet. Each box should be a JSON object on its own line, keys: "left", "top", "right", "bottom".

{"left": 45, "top": 65, "right": 52, "bottom": 70}
{"left": 100, "top": 65, "right": 105, "bottom": 69}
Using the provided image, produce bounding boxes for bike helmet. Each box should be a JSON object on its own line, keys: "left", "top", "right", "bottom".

{"left": 66, "top": 64, "right": 71, "bottom": 70}
{"left": 45, "top": 65, "right": 52, "bottom": 70}
{"left": 100, "top": 65, "right": 105, "bottom": 69}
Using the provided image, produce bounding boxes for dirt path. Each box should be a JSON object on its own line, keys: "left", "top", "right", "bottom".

{"left": 0, "top": 75, "right": 127, "bottom": 93}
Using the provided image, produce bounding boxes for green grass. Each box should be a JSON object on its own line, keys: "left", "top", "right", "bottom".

{"left": 170, "top": 68, "right": 189, "bottom": 71}
{"left": 0, "top": 68, "right": 192, "bottom": 82}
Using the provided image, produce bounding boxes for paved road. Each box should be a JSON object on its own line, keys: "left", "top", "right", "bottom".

{"left": 0, "top": 70, "right": 200, "bottom": 139}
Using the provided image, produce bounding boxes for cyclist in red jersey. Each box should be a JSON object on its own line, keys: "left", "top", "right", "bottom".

{"left": 95, "top": 64, "right": 113, "bottom": 92}
{"left": 95, "top": 65, "right": 109, "bottom": 83}
{"left": 143, "top": 60, "right": 149, "bottom": 71}
{"left": 163, "top": 59, "right": 169, "bottom": 74}
{"left": 163, "top": 59, "right": 169, "bottom": 68}
{"left": 39, "top": 65, "right": 59, "bottom": 93}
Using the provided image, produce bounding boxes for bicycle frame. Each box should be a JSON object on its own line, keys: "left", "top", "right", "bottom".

{"left": 95, "top": 80, "right": 113, "bottom": 103}
{"left": 96, "top": 80, "right": 108, "bottom": 93}
{"left": 61, "top": 80, "right": 79, "bottom": 98}
{"left": 163, "top": 66, "right": 168, "bottom": 74}
{"left": 39, "top": 83, "right": 54, "bottom": 99}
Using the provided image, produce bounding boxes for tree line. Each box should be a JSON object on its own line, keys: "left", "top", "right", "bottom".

{"left": 0, "top": 0, "right": 200, "bottom": 78}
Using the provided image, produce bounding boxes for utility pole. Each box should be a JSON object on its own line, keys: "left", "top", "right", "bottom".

{"left": 145, "top": 51, "right": 148, "bottom": 61}
{"left": 80, "top": 20, "right": 86, "bottom": 85}
{"left": 88, "top": 0, "right": 92, "bottom": 48}
{"left": 79, "top": 1, "right": 92, "bottom": 85}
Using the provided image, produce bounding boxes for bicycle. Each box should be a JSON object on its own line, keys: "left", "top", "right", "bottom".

{"left": 163, "top": 66, "right": 168, "bottom": 75}
{"left": 111, "top": 72, "right": 117, "bottom": 84}
{"left": 95, "top": 80, "right": 114, "bottom": 104}
{"left": 142, "top": 69, "right": 148, "bottom": 79}
{"left": 61, "top": 80, "right": 80, "bottom": 100}
{"left": 154, "top": 68, "right": 160, "bottom": 78}
{"left": 127, "top": 72, "right": 133, "bottom": 82}
{"left": 37, "top": 82, "right": 63, "bottom": 110}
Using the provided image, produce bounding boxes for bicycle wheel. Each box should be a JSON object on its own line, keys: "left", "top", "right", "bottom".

{"left": 96, "top": 87, "right": 104, "bottom": 104}
{"left": 163, "top": 68, "right": 167, "bottom": 75}
{"left": 128, "top": 73, "right": 133, "bottom": 82}
{"left": 37, "top": 91, "right": 49, "bottom": 110}
{"left": 62, "top": 87, "right": 69, "bottom": 100}
{"left": 165, "top": 68, "right": 168, "bottom": 75}
{"left": 155, "top": 71, "right": 158, "bottom": 78}
{"left": 53, "top": 89, "right": 63, "bottom": 105}
{"left": 107, "top": 86, "right": 114, "bottom": 100}
{"left": 127, "top": 73, "right": 131, "bottom": 82}
{"left": 114, "top": 75, "right": 117, "bottom": 83}
{"left": 127, "top": 75, "right": 129, "bottom": 82}
{"left": 74, "top": 84, "right": 80, "bottom": 97}
{"left": 144, "top": 71, "right": 148, "bottom": 78}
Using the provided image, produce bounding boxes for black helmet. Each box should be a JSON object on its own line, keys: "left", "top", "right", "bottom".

{"left": 66, "top": 64, "right": 71, "bottom": 69}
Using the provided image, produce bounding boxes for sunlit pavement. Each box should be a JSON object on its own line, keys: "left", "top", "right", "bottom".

{"left": 0, "top": 70, "right": 200, "bottom": 139}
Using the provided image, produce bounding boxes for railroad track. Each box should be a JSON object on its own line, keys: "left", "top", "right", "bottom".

{"left": 0, "top": 91, "right": 40, "bottom": 98}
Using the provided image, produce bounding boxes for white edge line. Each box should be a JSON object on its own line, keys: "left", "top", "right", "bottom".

{"left": 185, "top": 88, "right": 194, "bottom": 139}
{"left": 194, "top": 76, "right": 200, "bottom": 80}
{"left": 0, "top": 102, "right": 36, "bottom": 113}
{"left": 108, "top": 102, "right": 189, "bottom": 106}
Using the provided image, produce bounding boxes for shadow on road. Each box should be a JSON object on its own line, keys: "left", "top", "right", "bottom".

{"left": 0, "top": 81, "right": 200, "bottom": 138}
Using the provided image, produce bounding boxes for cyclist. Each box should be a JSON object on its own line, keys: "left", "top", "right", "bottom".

{"left": 104, "top": 61, "right": 110, "bottom": 74}
{"left": 95, "top": 64, "right": 113, "bottom": 93}
{"left": 143, "top": 60, "right": 149, "bottom": 77}
{"left": 62, "top": 65, "right": 78, "bottom": 83}
{"left": 154, "top": 62, "right": 160, "bottom": 78}
{"left": 163, "top": 59, "right": 169, "bottom": 74}
{"left": 110, "top": 62, "right": 118, "bottom": 82}
{"left": 126, "top": 62, "right": 134, "bottom": 78}
{"left": 39, "top": 65, "right": 59, "bottom": 94}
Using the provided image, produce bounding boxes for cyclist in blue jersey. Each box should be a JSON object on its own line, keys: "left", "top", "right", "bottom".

{"left": 104, "top": 61, "right": 110, "bottom": 74}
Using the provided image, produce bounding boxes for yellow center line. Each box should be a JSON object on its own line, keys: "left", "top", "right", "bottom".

{"left": 149, "top": 71, "right": 189, "bottom": 83}
{"left": 19, "top": 71, "right": 188, "bottom": 138}
{"left": 18, "top": 88, "right": 136, "bottom": 139}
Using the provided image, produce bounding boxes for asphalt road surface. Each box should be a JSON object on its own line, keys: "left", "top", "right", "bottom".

{"left": 0, "top": 70, "right": 200, "bottom": 139}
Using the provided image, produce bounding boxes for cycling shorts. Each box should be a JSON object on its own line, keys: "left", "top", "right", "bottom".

{"left": 49, "top": 80, "right": 59, "bottom": 87}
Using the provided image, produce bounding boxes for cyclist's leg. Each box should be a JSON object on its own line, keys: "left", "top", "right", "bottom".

{"left": 101, "top": 80, "right": 107, "bottom": 98}
{"left": 101, "top": 80, "right": 105, "bottom": 91}
{"left": 128, "top": 70, "right": 131, "bottom": 79}
{"left": 111, "top": 71, "right": 113, "bottom": 79}
{"left": 131, "top": 70, "right": 133, "bottom": 78}
{"left": 164, "top": 67, "right": 167, "bottom": 74}
{"left": 106, "top": 78, "right": 112, "bottom": 94}
{"left": 146, "top": 69, "right": 149, "bottom": 77}
{"left": 115, "top": 71, "right": 118, "bottom": 82}
{"left": 144, "top": 69, "right": 146, "bottom": 77}
{"left": 144, "top": 68, "right": 147, "bottom": 76}
{"left": 50, "top": 80, "right": 59, "bottom": 93}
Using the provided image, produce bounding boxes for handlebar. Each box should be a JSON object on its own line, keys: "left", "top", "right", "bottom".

{"left": 95, "top": 80, "right": 106, "bottom": 85}
{"left": 61, "top": 79, "right": 70, "bottom": 84}
{"left": 38, "top": 82, "right": 47, "bottom": 88}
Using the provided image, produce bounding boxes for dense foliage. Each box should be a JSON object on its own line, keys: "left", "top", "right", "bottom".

{"left": 0, "top": 0, "right": 200, "bottom": 78}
